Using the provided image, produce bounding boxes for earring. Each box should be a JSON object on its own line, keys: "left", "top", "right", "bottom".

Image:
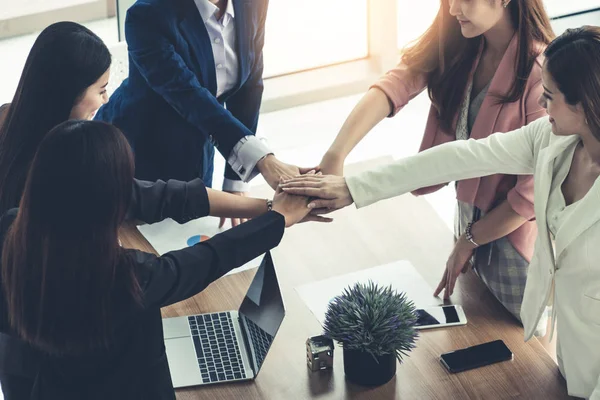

{"left": 503, "top": 1, "right": 509, "bottom": 8}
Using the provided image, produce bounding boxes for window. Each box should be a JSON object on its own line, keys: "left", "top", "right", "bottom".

{"left": 262, "top": 0, "right": 368, "bottom": 78}
{"left": 397, "top": 0, "right": 438, "bottom": 50}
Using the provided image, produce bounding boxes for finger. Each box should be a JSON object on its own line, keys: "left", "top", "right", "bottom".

{"left": 219, "top": 217, "right": 226, "bottom": 228}
{"left": 241, "top": 218, "right": 248, "bottom": 224}
{"left": 307, "top": 199, "right": 338, "bottom": 209}
{"left": 307, "top": 170, "right": 316, "bottom": 175}
{"left": 316, "top": 171, "right": 323, "bottom": 175}
{"left": 301, "top": 215, "right": 334, "bottom": 223}
{"left": 280, "top": 177, "right": 324, "bottom": 186}
{"left": 231, "top": 218, "right": 239, "bottom": 227}
{"left": 298, "top": 166, "right": 319, "bottom": 174}
{"left": 434, "top": 275, "right": 447, "bottom": 297}
{"left": 310, "top": 207, "right": 335, "bottom": 215}
{"left": 280, "top": 187, "right": 325, "bottom": 197}
{"left": 445, "top": 267, "right": 455, "bottom": 299}
{"left": 447, "top": 270, "right": 460, "bottom": 297}
{"left": 282, "top": 174, "right": 325, "bottom": 182}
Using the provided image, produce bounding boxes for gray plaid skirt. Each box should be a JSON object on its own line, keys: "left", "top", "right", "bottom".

{"left": 455, "top": 200, "right": 548, "bottom": 334}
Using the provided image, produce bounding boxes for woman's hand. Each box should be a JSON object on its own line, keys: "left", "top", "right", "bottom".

{"left": 434, "top": 235, "right": 476, "bottom": 299}
{"left": 278, "top": 174, "right": 354, "bottom": 212}
{"left": 271, "top": 186, "right": 312, "bottom": 228}
{"left": 319, "top": 152, "right": 344, "bottom": 176}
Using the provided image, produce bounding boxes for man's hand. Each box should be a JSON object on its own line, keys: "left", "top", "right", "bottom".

{"left": 256, "top": 154, "right": 317, "bottom": 190}
{"left": 219, "top": 191, "right": 250, "bottom": 228}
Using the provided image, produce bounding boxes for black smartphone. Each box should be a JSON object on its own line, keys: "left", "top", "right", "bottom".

{"left": 440, "top": 340, "right": 513, "bottom": 373}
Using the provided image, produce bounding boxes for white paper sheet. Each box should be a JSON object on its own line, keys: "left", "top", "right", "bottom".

{"left": 137, "top": 217, "right": 262, "bottom": 276}
{"left": 295, "top": 260, "right": 440, "bottom": 326}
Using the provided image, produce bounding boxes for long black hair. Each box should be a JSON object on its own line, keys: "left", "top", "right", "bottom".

{"left": 2, "top": 120, "right": 141, "bottom": 356}
{"left": 0, "top": 21, "right": 111, "bottom": 213}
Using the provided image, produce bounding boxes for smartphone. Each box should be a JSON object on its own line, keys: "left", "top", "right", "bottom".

{"left": 414, "top": 305, "right": 467, "bottom": 329}
{"left": 440, "top": 340, "right": 513, "bottom": 373}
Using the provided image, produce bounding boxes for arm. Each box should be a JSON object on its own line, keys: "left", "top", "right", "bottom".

{"left": 321, "top": 64, "right": 428, "bottom": 174}
{"left": 125, "top": 3, "right": 252, "bottom": 163}
{"left": 346, "top": 117, "right": 548, "bottom": 209}
{"left": 465, "top": 199, "right": 528, "bottom": 247}
{"left": 137, "top": 211, "right": 285, "bottom": 308}
{"left": 137, "top": 188, "right": 311, "bottom": 307}
{"left": 206, "top": 188, "right": 268, "bottom": 219}
{"left": 127, "top": 178, "right": 271, "bottom": 224}
{"left": 280, "top": 118, "right": 548, "bottom": 210}
{"left": 127, "top": 179, "right": 210, "bottom": 225}
{"left": 223, "top": 0, "right": 268, "bottom": 186}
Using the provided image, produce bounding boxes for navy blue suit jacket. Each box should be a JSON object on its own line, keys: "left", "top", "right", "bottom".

{"left": 96, "top": 0, "right": 268, "bottom": 186}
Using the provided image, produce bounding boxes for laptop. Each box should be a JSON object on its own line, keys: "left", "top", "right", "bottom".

{"left": 163, "top": 252, "right": 285, "bottom": 387}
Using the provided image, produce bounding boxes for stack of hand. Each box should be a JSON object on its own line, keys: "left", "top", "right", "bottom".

{"left": 263, "top": 154, "right": 357, "bottom": 228}
{"left": 221, "top": 154, "right": 345, "bottom": 229}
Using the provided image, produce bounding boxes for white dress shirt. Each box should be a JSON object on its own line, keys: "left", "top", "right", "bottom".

{"left": 195, "top": 0, "right": 271, "bottom": 192}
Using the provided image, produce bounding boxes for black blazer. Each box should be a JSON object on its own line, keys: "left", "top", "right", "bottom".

{"left": 96, "top": 0, "right": 268, "bottom": 186}
{"left": 0, "top": 179, "right": 285, "bottom": 399}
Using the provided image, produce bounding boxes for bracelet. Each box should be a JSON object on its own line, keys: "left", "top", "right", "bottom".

{"left": 465, "top": 222, "right": 480, "bottom": 248}
{"left": 266, "top": 199, "right": 273, "bottom": 212}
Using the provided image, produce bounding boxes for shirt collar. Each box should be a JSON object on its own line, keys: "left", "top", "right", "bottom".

{"left": 194, "top": 0, "right": 235, "bottom": 24}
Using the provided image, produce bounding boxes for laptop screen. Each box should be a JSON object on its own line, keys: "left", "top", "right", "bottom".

{"left": 238, "top": 252, "right": 285, "bottom": 374}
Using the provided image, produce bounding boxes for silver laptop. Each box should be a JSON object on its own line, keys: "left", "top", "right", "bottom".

{"left": 163, "top": 252, "right": 285, "bottom": 387}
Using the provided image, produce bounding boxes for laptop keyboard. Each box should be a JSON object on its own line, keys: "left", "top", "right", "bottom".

{"left": 188, "top": 313, "right": 247, "bottom": 383}
{"left": 242, "top": 314, "right": 274, "bottom": 370}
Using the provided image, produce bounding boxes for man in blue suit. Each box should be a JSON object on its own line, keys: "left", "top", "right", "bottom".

{"left": 97, "top": 0, "right": 310, "bottom": 225}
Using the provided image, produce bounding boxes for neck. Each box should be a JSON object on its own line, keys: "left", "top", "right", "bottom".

{"left": 209, "top": 0, "right": 226, "bottom": 7}
{"left": 580, "top": 131, "right": 600, "bottom": 166}
{"left": 208, "top": 0, "right": 227, "bottom": 18}
{"left": 482, "top": 15, "right": 515, "bottom": 59}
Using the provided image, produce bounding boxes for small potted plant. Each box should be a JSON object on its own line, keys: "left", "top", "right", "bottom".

{"left": 323, "top": 281, "right": 418, "bottom": 386}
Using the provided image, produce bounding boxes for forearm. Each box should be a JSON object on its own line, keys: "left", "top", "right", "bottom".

{"left": 207, "top": 188, "right": 268, "bottom": 218}
{"left": 326, "top": 88, "right": 392, "bottom": 160}
{"left": 469, "top": 199, "right": 528, "bottom": 246}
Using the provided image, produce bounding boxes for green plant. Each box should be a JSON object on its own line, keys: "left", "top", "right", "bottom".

{"left": 323, "top": 281, "right": 418, "bottom": 362}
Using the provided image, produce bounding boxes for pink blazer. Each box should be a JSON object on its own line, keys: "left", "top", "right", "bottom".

{"left": 372, "top": 35, "right": 546, "bottom": 261}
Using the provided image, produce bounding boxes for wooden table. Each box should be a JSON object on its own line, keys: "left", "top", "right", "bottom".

{"left": 120, "top": 159, "right": 570, "bottom": 400}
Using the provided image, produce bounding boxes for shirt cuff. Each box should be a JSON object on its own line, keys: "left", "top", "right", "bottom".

{"left": 223, "top": 178, "right": 250, "bottom": 192}
{"left": 227, "top": 135, "right": 273, "bottom": 182}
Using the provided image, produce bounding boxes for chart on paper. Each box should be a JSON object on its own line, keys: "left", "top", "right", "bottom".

{"left": 137, "top": 217, "right": 262, "bottom": 277}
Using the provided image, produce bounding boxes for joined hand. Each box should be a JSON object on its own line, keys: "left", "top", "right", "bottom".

{"left": 278, "top": 174, "right": 354, "bottom": 212}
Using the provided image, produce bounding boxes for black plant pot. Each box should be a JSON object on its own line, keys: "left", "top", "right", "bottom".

{"left": 343, "top": 347, "right": 396, "bottom": 387}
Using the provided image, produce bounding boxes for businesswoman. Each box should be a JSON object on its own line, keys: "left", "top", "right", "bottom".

{"left": 318, "top": 0, "right": 554, "bottom": 330}
{"left": 282, "top": 26, "right": 600, "bottom": 399}
{"left": 0, "top": 21, "right": 323, "bottom": 224}
{"left": 0, "top": 120, "right": 310, "bottom": 399}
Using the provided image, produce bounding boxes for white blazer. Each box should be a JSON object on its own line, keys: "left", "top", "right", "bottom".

{"left": 346, "top": 117, "right": 600, "bottom": 399}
